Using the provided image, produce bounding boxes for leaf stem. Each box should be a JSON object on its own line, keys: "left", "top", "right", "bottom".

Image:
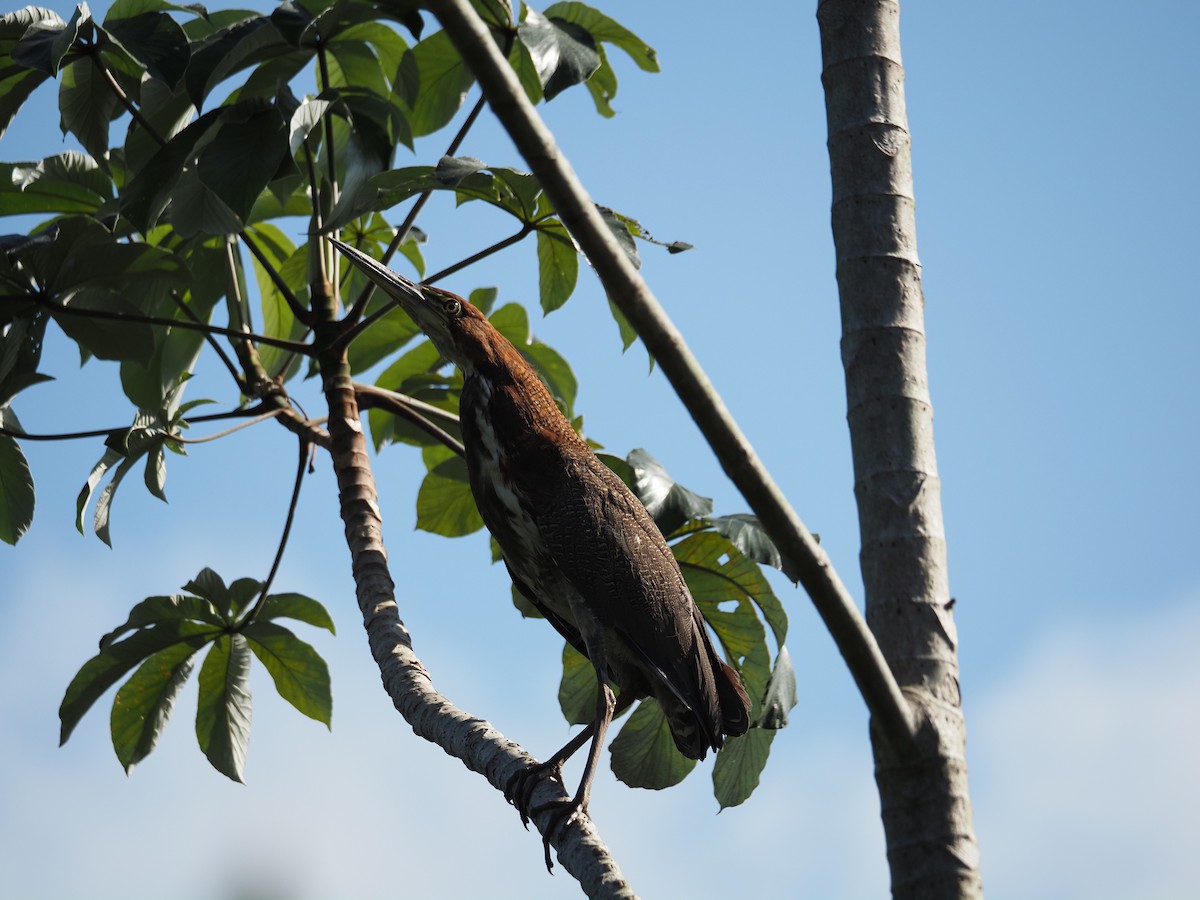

{"left": 239, "top": 436, "right": 311, "bottom": 627}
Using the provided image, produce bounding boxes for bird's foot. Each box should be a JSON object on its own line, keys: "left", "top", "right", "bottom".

{"left": 504, "top": 758, "right": 565, "bottom": 829}
{"left": 527, "top": 795, "right": 588, "bottom": 874}
{"left": 505, "top": 761, "right": 589, "bottom": 873}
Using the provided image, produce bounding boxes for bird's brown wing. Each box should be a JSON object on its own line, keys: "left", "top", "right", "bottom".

{"left": 538, "top": 450, "right": 732, "bottom": 757}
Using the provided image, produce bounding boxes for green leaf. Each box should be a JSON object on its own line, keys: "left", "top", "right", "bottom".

{"left": 627, "top": 447, "right": 713, "bottom": 536}
{"left": 518, "top": 7, "right": 599, "bottom": 102}
{"left": 184, "top": 13, "right": 291, "bottom": 107}
{"left": 0, "top": 312, "right": 52, "bottom": 409}
{"left": 243, "top": 620, "right": 331, "bottom": 726}
{"left": 511, "top": 581, "right": 543, "bottom": 619}
{"left": 247, "top": 223, "right": 306, "bottom": 378}
{"left": 59, "top": 619, "right": 219, "bottom": 745}
{"left": 102, "top": 9, "right": 190, "bottom": 88}
{"left": 76, "top": 446, "right": 123, "bottom": 535}
{"left": 543, "top": 2, "right": 658, "bottom": 72}
{"left": 111, "top": 641, "right": 199, "bottom": 772}
{"left": 121, "top": 106, "right": 224, "bottom": 231}
{"left": 558, "top": 642, "right": 598, "bottom": 726}
{"left": 10, "top": 5, "right": 80, "bottom": 75}
{"left": 182, "top": 567, "right": 232, "bottom": 616}
{"left": 758, "top": 645, "right": 797, "bottom": 729}
{"left": 100, "top": 593, "right": 227, "bottom": 649}
{"left": 0, "top": 153, "right": 112, "bottom": 216}
{"left": 609, "top": 698, "right": 696, "bottom": 790}
{"left": 0, "top": 8, "right": 58, "bottom": 138}
{"left": 542, "top": 2, "right": 658, "bottom": 116}
{"left": 416, "top": 452, "right": 483, "bottom": 536}
{"left": 606, "top": 293, "right": 638, "bottom": 351}
{"left": 195, "top": 633, "right": 253, "bottom": 782}
{"left": 257, "top": 592, "right": 336, "bottom": 634}
{"left": 58, "top": 54, "right": 121, "bottom": 166}
{"left": 536, "top": 221, "right": 577, "bottom": 313}
{"left": 674, "top": 532, "right": 777, "bottom": 719}
{"left": 196, "top": 100, "right": 288, "bottom": 222}
{"left": 710, "top": 513, "right": 784, "bottom": 574}
{"left": 368, "top": 339, "right": 455, "bottom": 450}
{"left": 405, "top": 28, "right": 474, "bottom": 137}
{"left": 0, "top": 431, "right": 34, "bottom": 544}
{"left": 712, "top": 728, "right": 775, "bottom": 810}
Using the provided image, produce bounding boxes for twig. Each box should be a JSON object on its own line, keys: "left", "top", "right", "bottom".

{"left": 239, "top": 435, "right": 311, "bottom": 626}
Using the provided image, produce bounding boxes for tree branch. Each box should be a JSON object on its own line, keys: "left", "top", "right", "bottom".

{"left": 427, "top": 0, "right": 919, "bottom": 753}
{"left": 319, "top": 354, "right": 633, "bottom": 896}
{"left": 354, "top": 383, "right": 465, "bottom": 456}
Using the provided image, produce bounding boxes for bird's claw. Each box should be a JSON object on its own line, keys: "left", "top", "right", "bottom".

{"left": 504, "top": 759, "right": 565, "bottom": 827}
{"left": 504, "top": 761, "right": 586, "bottom": 873}
{"left": 527, "top": 796, "right": 586, "bottom": 874}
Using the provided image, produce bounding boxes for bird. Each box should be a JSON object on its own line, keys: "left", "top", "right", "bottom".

{"left": 331, "top": 238, "right": 751, "bottom": 866}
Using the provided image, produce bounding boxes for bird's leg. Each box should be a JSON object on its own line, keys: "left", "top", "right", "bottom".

{"left": 505, "top": 690, "right": 637, "bottom": 827}
{"left": 528, "top": 679, "right": 617, "bottom": 873}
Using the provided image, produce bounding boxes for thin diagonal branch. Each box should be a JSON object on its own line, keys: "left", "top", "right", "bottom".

{"left": 8, "top": 295, "right": 314, "bottom": 355}
{"left": 354, "top": 383, "right": 464, "bottom": 456}
{"left": 429, "top": 0, "right": 918, "bottom": 754}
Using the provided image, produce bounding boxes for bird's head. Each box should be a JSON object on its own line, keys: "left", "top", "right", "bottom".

{"left": 331, "top": 238, "right": 505, "bottom": 375}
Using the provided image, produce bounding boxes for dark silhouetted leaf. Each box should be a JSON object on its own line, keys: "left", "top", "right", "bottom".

{"left": 0, "top": 431, "right": 34, "bottom": 544}
{"left": 100, "top": 593, "right": 227, "bottom": 649}
{"left": 627, "top": 447, "right": 712, "bottom": 536}
{"left": 711, "top": 513, "right": 784, "bottom": 573}
{"left": 518, "top": 7, "right": 599, "bottom": 102}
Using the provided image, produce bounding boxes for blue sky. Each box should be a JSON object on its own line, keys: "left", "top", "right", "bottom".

{"left": 2, "top": 1, "right": 1197, "bottom": 897}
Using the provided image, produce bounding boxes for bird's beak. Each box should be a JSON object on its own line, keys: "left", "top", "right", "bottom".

{"left": 329, "top": 237, "right": 425, "bottom": 305}
{"left": 329, "top": 238, "right": 452, "bottom": 339}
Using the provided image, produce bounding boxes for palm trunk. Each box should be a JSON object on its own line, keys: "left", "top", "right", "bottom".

{"left": 816, "top": 1, "right": 982, "bottom": 896}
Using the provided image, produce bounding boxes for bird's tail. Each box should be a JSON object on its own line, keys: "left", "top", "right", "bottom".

{"left": 716, "top": 659, "right": 752, "bottom": 738}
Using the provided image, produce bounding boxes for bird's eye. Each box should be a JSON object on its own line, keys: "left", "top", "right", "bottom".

{"left": 442, "top": 298, "right": 462, "bottom": 317}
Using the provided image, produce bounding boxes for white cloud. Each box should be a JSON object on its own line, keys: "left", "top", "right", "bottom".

{"left": 970, "top": 595, "right": 1200, "bottom": 899}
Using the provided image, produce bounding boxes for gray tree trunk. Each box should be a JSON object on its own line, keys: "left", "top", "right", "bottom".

{"left": 816, "top": 1, "right": 983, "bottom": 896}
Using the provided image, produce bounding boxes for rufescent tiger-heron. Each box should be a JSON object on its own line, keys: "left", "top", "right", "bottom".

{"left": 331, "top": 239, "right": 751, "bottom": 868}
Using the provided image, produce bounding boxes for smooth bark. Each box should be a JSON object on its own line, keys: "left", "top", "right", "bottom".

{"left": 817, "top": 0, "right": 982, "bottom": 895}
